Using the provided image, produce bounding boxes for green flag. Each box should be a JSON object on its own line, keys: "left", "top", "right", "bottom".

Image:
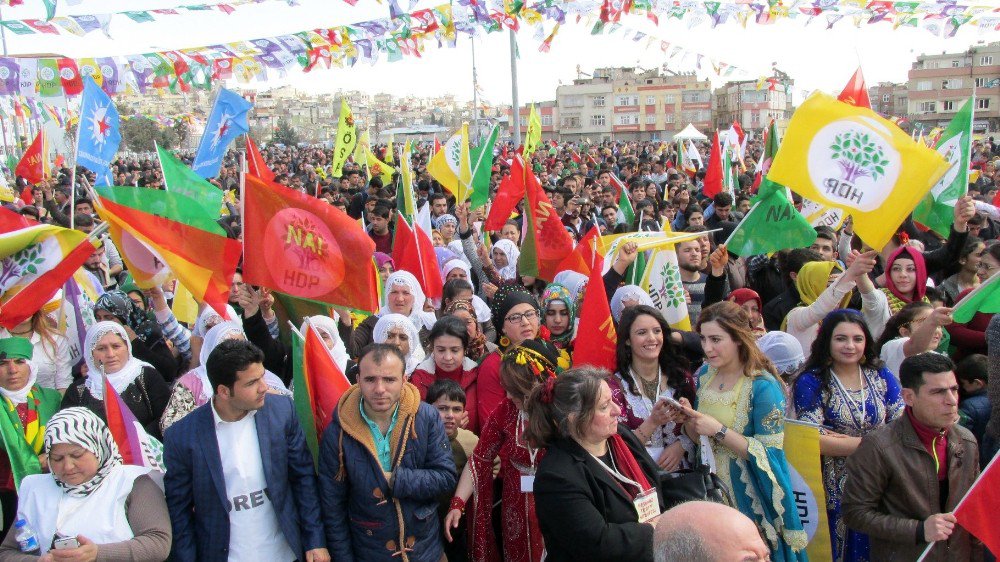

{"left": 913, "top": 97, "right": 973, "bottom": 237}
{"left": 953, "top": 269, "right": 1000, "bottom": 323}
{"left": 469, "top": 125, "right": 499, "bottom": 210}
{"left": 725, "top": 179, "right": 817, "bottom": 257}
{"left": 157, "top": 145, "right": 224, "bottom": 218}
{"left": 397, "top": 140, "right": 417, "bottom": 223}
{"left": 616, "top": 188, "right": 634, "bottom": 227}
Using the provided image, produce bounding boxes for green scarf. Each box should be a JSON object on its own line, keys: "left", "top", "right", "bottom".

{"left": 0, "top": 386, "right": 60, "bottom": 490}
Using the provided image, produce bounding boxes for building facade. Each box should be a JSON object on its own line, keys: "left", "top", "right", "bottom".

{"left": 869, "top": 81, "right": 909, "bottom": 120}
{"left": 712, "top": 73, "right": 794, "bottom": 135}
{"left": 907, "top": 42, "right": 1000, "bottom": 133}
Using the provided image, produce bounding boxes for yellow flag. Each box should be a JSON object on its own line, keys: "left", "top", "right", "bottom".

{"left": 768, "top": 92, "right": 949, "bottom": 250}
{"left": 331, "top": 99, "right": 357, "bottom": 177}
{"left": 524, "top": 105, "right": 542, "bottom": 159}
{"left": 354, "top": 129, "right": 370, "bottom": 170}
{"left": 171, "top": 280, "right": 199, "bottom": 325}
{"left": 427, "top": 123, "right": 474, "bottom": 203}
{"left": 366, "top": 146, "right": 395, "bottom": 188}
{"left": 640, "top": 219, "right": 691, "bottom": 331}
{"left": 385, "top": 135, "right": 395, "bottom": 164}
{"left": 399, "top": 140, "right": 417, "bottom": 220}
{"left": 783, "top": 421, "right": 833, "bottom": 562}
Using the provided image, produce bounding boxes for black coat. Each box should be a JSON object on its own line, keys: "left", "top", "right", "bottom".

{"left": 533, "top": 425, "right": 664, "bottom": 562}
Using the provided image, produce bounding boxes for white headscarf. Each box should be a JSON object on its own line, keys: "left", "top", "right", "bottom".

{"left": 194, "top": 322, "right": 289, "bottom": 401}
{"left": 380, "top": 271, "right": 436, "bottom": 330}
{"left": 442, "top": 259, "right": 472, "bottom": 285}
{"left": 373, "top": 313, "right": 425, "bottom": 375}
{"left": 610, "top": 285, "right": 655, "bottom": 323}
{"left": 84, "top": 321, "right": 153, "bottom": 400}
{"left": 553, "top": 270, "right": 588, "bottom": 305}
{"left": 0, "top": 358, "right": 37, "bottom": 405}
{"left": 194, "top": 304, "right": 240, "bottom": 337}
{"left": 493, "top": 239, "right": 521, "bottom": 280}
{"left": 471, "top": 295, "right": 492, "bottom": 324}
{"left": 302, "top": 315, "right": 350, "bottom": 374}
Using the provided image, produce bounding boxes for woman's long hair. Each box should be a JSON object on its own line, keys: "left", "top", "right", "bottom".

{"left": 802, "top": 310, "right": 883, "bottom": 387}
{"left": 615, "top": 305, "right": 694, "bottom": 403}
{"left": 696, "top": 301, "right": 776, "bottom": 377}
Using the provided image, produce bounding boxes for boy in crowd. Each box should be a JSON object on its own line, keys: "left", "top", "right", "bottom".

{"left": 426, "top": 379, "right": 477, "bottom": 562}
{"left": 956, "top": 353, "right": 991, "bottom": 468}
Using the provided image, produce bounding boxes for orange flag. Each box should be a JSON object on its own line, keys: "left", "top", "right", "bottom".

{"left": 15, "top": 132, "right": 48, "bottom": 185}
{"left": 571, "top": 252, "right": 617, "bottom": 373}
{"left": 556, "top": 226, "right": 601, "bottom": 276}
{"left": 838, "top": 67, "right": 871, "bottom": 109}
{"left": 245, "top": 137, "right": 274, "bottom": 182}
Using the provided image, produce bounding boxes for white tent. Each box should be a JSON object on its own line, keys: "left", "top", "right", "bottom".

{"left": 672, "top": 123, "right": 708, "bottom": 141}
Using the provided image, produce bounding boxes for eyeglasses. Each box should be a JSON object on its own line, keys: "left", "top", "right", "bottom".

{"left": 504, "top": 310, "right": 538, "bottom": 324}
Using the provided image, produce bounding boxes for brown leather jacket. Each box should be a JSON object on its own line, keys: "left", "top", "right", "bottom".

{"left": 842, "top": 413, "right": 982, "bottom": 562}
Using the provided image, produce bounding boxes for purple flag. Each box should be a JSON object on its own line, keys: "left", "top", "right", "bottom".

{"left": 0, "top": 58, "right": 19, "bottom": 95}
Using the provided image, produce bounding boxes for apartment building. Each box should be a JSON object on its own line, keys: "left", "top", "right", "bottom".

{"left": 712, "top": 74, "right": 794, "bottom": 135}
{"left": 869, "top": 81, "right": 908, "bottom": 119}
{"left": 907, "top": 42, "right": 1000, "bottom": 133}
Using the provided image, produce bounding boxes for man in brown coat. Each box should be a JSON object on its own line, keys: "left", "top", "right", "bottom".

{"left": 843, "top": 352, "right": 982, "bottom": 562}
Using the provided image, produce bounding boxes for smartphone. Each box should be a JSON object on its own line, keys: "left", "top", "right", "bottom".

{"left": 53, "top": 537, "right": 79, "bottom": 550}
{"left": 658, "top": 395, "right": 683, "bottom": 410}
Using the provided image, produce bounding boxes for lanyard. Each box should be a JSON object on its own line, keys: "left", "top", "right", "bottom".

{"left": 517, "top": 411, "right": 538, "bottom": 471}
{"left": 590, "top": 449, "right": 647, "bottom": 496}
{"left": 831, "top": 367, "right": 867, "bottom": 432}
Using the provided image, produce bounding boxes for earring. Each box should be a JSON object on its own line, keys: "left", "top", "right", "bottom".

{"left": 499, "top": 335, "right": 511, "bottom": 348}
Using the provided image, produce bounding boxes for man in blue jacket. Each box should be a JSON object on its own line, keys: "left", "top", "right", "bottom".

{"left": 319, "top": 343, "right": 457, "bottom": 561}
{"left": 164, "top": 339, "right": 329, "bottom": 562}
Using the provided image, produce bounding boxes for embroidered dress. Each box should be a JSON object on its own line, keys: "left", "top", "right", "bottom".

{"left": 695, "top": 366, "right": 808, "bottom": 562}
{"left": 793, "top": 366, "right": 904, "bottom": 562}
{"left": 467, "top": 399, "right": 544, "bottom": 562}
{"left": 609, "top": 371, "right": 694, "bottom": 468}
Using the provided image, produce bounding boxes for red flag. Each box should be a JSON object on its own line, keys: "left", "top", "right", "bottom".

{"left": 838, "top": 67, "right": 871, "bottom": 109}
{"left": 242, "top": 173, "right": 380, "bottom": 312}
{"left": 485, "top": 168, "right": 527, "bottom": 231}
{"left": 18, "top": 187, "right": 33, "bottom": 206}
{"left": 433, "top": 135, "right": 441, "bottom": 154}
{"left": 245, "top": 137, "right": 274, "bottom": 182}
{"left": 556, "top": 226, "right": 601, "bottom": 276}
{"left": 731, "top": 120, "right": 746, "bottom": 147}
{"left": 15, "top": 132, "right": 47, "bottom": 185}
{"left": 392, "top": 214, "right": 444, "bottom": 299}
{"left": 954, "top": 454, "right": 1000, "bottom": 555}
{"left": 703, "top": 131, "right": 723, "bottom": 198}
{"left": 517, "top": 158, "right": 574, "bottom": 281}
{"left": 57, "top": 58, "right": 83, "bottom": 96}
{"left": 571, "top": 253, "right": 617, "bottom": 372}
{"left": 303, "top": 323, "right": 352, "bottom": 435}
{"left": 104, "top": 378, "right": 141, "bottom": 466}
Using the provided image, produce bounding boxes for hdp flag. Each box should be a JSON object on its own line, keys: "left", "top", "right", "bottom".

{"left": 469, "top": 125, "right": 499, "bottom": 210}
{"left": 514, "top": 156, "right": 574, "bottom": 282}
{"left": 242, "top": 173, "right": 380, "bottom": 312}
{"left": 192, "top": 88, "right": 251, "bottom": 179}
{"left": 913, "top": 97, "right": 973, "bottom": 237}
{"left": 157, "top": 144, "right": 224, "bottom": 217}
{"left": 783, "top": 420, "right": 833, "bottom": 561}
{"left": 331, "top": 99, "right": 357, "bottom": 177}
{"left": 427, "top": 123, "right": 474, "bottom": 204}
{"left": 641, "top": 221, "right": 691, "bottom": 331}
{"left": 94, "top": 186, "right": 241, "bottom": 319}
{"left": 725, "top": 180, "right": 817, "bottom": 257}
{"left": 15, "top": 131, "right": 48, "bottom": 185}
{"left": 292, "top": 322, "right": 352, "bottom": 463}
{"left": 77, "top": 77, "right": 120, "bottom": 186}
{"left": 768, "top": 92, "right": 949, "bottom": 251}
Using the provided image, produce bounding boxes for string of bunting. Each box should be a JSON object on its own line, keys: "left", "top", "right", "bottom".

{"left": 0, "top": 0, "right": 994, "bottom": 100}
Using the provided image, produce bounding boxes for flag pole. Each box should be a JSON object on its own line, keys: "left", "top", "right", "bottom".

{"left": 915, "top": 451, "right": 1000, "bottom": 562}
{"left": 154, "top": 140, "right": 168, "bottom": 192}
{"left": 69, "top": 127, "right": 78, "bottom": 230}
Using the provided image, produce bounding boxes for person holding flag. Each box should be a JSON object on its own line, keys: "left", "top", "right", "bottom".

{"left": 0, "top": 337, "right": 62, "bottom": 532}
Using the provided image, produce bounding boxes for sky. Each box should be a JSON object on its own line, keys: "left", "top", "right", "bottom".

{"left": 4, "top": 0, "right": 1000, "bottom": 108}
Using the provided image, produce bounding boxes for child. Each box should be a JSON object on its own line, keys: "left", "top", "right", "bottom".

{"left": 426, "top": 379, "right": 476, "bottom": 562}
{"left": 957, "top": 354, "right": 991, "bottom": 468}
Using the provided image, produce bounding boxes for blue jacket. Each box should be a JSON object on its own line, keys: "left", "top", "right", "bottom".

{"left": 163, "top": 394, "right": 326, "bottom": 562}
{"left": 959, "top": 390, "right": 991, "bottom": 466}
{"left": 318, "top": 383, "right": 457, "bottom": 562}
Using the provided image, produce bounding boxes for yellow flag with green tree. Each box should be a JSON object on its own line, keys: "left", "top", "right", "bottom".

{"left": 330, "top": 99, "right": 357, "bottom": 177}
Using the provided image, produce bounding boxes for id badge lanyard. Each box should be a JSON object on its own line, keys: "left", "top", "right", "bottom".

{"left": 590, "top": 450, "right": 660, "bottom": 523}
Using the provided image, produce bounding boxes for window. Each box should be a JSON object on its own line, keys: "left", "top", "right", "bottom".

{"left": 665, "top": 113, "right": 675, "bottom": 124}
{"left": 981, "top": 56, "right": 993, "bottom": 66}
{"left": 541, "top": 115, "right": 552, "bottom": 126}
{"left": 916, "top": 80, "right": 933, "bottom": 91}
{"left": 928, "top": 61, "right": 940, "bottom": 69}
{"left": 590, "top": 114, "right": 606, "bottom": 127}
{"left": 750, "top": 111, "right": 761, "bottom": 124}
{"left": 664, "top": 94, "right": 675, "bottom": 104}
{"left": 562, "top": 95, "right": 584, "bottom": 108}
{"left": 952, "top": 60, "right": 961, "bottom": 67}
{"left": 978, "top": 98, "right": 991, "bottom": 110}
{"left": 977, "top": 77, "right": 989, "bottom": 88}
{"left": 882, "top": 94, "right": 890, "bottom": 102}
{"left": 918, "top": 101, "right": 936, "bottom": 113}
{"left": 615, "top": 95, "right": 639, "bottom": 106}
{"left": 617, "top": 114, "right": 639, "bottom": 125}
{"left": 943, "top": 100, "right": 955, "bottom": 111}
{"left": 592, "top": 95, "right": 605, "bottom": 107}
{"left": 646, "top": 96, "right": 656, "bottom": 105}
{"left": 645, "top": 114, "right": 656, "bottom": 125}
{"left": 681, "top": 90, "right": 710, "bottom": 103}
{"left": 942, "top": 79, "right": 962, "bottom": 89}
{"left": 561, "top": 116, "right": 580, "bottom": 128}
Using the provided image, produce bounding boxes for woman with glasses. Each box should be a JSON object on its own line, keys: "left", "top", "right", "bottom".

{"left": 793, "top": 310, "right": 903, "bottom": 562}
{"left": 476, "top": 287, "right": 542, "bottom": 426}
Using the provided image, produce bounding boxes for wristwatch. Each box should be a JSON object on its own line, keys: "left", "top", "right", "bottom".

{"left": 712, "top": 425, "right": 728, "bottom": 442}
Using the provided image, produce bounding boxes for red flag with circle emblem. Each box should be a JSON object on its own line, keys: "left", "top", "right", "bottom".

{"left": 242, "top": 174, "right": 379, "bottom": 312}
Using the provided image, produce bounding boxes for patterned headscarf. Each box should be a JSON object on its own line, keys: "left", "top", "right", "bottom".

{"left": 553, "top": 270, "right": 588, "bottom": 310}
{"left": 610, "top": 285, "right": 655, "bottom": 323}
{"left": 435, "top": 214, "right": 458, "bottom": 229}
{"left": 94, "top": 290, "right": 159, "bottom": 344}
{"left": 373, "top": 313, "right": 425, "bottom": 375}
{"left": 493, "top": 239, "right": 521, "bottom": 280}
{"left": 444, "top": 299, "right": 488, "bottom": 361}
{"left": 193, "top": 305, "right": 240, "bottom": 338}
{"left": 540, "top": 283, "right": 576, "bottom": 345}
{"left": 490, "top": 285, "right": 538, "bottom": 336}
{"left": 44, "top": 408, "right": 123, "bottom": 498}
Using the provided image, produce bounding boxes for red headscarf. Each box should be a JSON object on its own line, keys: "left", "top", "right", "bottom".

{"left": 884, "top": 246, "right": 928, "bottom": 303}
{"left": 728, "top": 288, "right": 763, "bottom": 311}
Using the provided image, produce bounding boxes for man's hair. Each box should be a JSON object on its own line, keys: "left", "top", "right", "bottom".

{"left": 74, "top": 197, "right": 93, "bottom": 207}
{"left": 207, "top": 339, "right": 265, "bottom": 393}
{"left": 956, "top": 354, "right": 988, "bottom": 384}
{"left": 426, "top": 378, "right": 466, "bottom": 405}
{"left": 712, "top": 192, "right": 733, "bottom": 208}
{"left": 370, "top": 202, "right": 392, "bottom": 220}
{"left": 74, "top": 213, "right": 94, "bottom": 228}
{"left": 359, "top": 343, "right": 406, "bottom": 375}
{"left": 653, "top": 524, "right": 711, "bottom": 561}
{"left": 814, "top": 225, "right": 838, "bottom": 245}
{"left": 429, "top": 192, "right": 448, "bottom": 205}
{"left": 899, "top": 352, "right": 956, "bottom": 391}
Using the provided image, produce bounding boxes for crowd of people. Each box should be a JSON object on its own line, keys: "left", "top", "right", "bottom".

{"left": 1, "top": 130, "right": 999, "bottom": 562}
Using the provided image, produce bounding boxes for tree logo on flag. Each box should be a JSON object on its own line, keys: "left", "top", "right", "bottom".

{"left": 265, "top": 208, "right": 345, "bottom": 298}
{"left": 808, "top": 119, "right": 901, "bottom": 212}
{"left": 930, "top": 135, "right": 965, "bottom": 203}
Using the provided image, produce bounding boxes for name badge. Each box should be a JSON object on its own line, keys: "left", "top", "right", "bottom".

{"left": 633, "top": 488, "right": 659, "bottom": 524}
{"left": 520, "top": 475, "right": 535, "bottom": 493}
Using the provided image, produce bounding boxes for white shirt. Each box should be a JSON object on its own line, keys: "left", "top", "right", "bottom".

{"left": 212, "top": 402, "right": 295, "bottom": 562}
